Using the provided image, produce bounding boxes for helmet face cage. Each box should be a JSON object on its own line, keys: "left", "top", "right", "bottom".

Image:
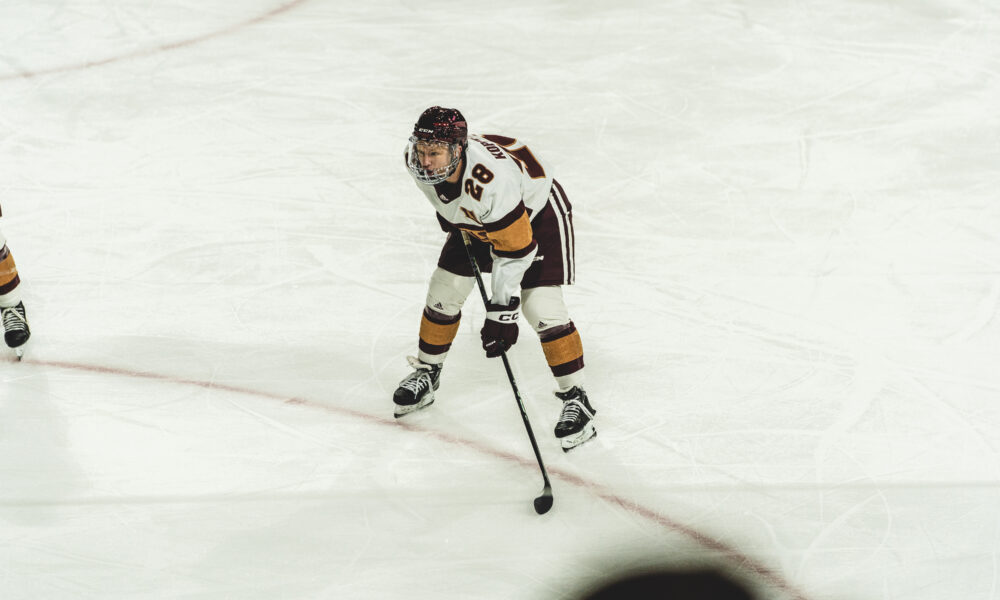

{"left": 407, "top": 137, "right": 463, "bottom": 185}
{"left": 406, "top": 106, "right": 468, "bottom": 185}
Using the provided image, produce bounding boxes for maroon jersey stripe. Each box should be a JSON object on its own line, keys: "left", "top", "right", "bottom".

{"left": 482, "top": 201, "right": 528, "bottom": 232}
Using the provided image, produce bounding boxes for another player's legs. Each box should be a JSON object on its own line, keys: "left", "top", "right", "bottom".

{"left": 522, "top": 286, "right": 596, "bottom": 451}
{"left": 0, "top": 239, "right": 29, "bottom": 359}
{"left": 393, "top": 267, "right": 474, "bottom": 417}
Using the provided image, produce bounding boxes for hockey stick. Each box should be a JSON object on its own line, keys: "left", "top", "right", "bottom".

{"left": 460, "top": 231, "right": 554, "bottom": 515}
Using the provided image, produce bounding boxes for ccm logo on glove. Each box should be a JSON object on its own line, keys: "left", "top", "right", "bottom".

{"left": 481, "top": 297, "right": 520, "bottom": 357}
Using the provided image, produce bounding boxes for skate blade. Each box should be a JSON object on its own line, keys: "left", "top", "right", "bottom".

{"left": 560, "top": 423, "right": 597, "bottom": 452}
{"left": 393, "top": 395, "right": 434, "bottom": 419}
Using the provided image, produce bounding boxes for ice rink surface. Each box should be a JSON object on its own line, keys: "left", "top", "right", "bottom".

{"left": 1, "top": 1, "right": 999, "bottom": 598}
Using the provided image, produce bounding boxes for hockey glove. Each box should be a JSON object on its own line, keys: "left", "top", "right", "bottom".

{"left": 480, "top": 297, "right": 520, "bottom": 358}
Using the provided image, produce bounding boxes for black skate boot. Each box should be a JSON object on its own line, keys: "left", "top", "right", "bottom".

{"left": 2, "top": 301, "right": 30, "bottom": 360}
{"left": 554, "top": 386, "right": 597, "bottom": 451}
{"left": 393, "top": 356, "right": 442, "bottom": 418}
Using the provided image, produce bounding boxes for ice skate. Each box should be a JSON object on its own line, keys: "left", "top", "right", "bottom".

{"left": 554, "top": 386, "right": 597, "bottom": 451}
{"left": 2, "top": 301, "right": 29, "bottom": 361}
{"left": 393, "top": 356, "right": 442, "bottom": 418}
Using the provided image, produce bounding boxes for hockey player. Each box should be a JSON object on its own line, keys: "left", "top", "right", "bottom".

{"left": 0, "top": 208, "right": 30, "bottom": 359}
{"left": 394, "top": 106, "right": 597, "bottom": 451}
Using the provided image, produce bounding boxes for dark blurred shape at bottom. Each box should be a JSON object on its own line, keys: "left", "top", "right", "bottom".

{"left": 575, "top": 568, "right": 756, "bottom": 600}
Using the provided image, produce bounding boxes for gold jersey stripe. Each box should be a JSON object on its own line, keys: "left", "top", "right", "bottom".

{"left": 486, "top": 210, "right": 533, "bottom": 253}
{"left": 458, "top": 226, "right": 490, "bottom": 244}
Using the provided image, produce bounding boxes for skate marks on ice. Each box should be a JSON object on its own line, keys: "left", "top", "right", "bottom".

{"left": 0, "top": 0, "right": 312, "bottom": 82}
{"left": 2, "top": 355, "right": 811, "bottom": 600}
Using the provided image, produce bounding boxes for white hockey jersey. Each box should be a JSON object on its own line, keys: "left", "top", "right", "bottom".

{"left": 407, "top": 134, "right": 555, "bottom": 304}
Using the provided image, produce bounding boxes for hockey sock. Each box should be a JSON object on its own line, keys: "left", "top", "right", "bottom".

{"left": 539, "top": 322, "right": 584, "bottom": 380}
{"left": 417, "top": 307, "right": 461, "bottom": 363}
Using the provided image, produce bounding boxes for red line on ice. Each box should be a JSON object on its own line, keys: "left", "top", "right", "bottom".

{"left": 0, "top": 1, "right": 803, "bottom": 595}
{"left": 0, "top": 0, "right": 309, "bottom": 82}
{"left": 16, "top": 357, "right": 810, "bottom": 600}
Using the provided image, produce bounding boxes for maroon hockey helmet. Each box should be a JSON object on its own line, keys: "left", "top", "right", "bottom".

{"left": 412, "top": 106, "right": 468, "bottom": 147}
{"left": 407, "top": 106, "right": 468, "bottom": 184}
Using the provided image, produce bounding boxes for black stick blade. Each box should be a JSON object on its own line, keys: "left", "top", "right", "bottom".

{"left": 533, "top": 485, "right": 553, "bottom": 514}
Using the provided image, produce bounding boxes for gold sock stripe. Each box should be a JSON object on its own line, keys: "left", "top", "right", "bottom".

{"left": 419, "top": 313, "right": 461, "bottom": 347}
{"left": 541, "top": 329, "right": 583, "bottom": 368}
{"left": 0, "top": 246, "right": 18, "bottom": 288}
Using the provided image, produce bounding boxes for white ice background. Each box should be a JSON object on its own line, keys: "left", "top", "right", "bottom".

{"left": 1, "top": 1, "right": 999, "bottom": 599}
